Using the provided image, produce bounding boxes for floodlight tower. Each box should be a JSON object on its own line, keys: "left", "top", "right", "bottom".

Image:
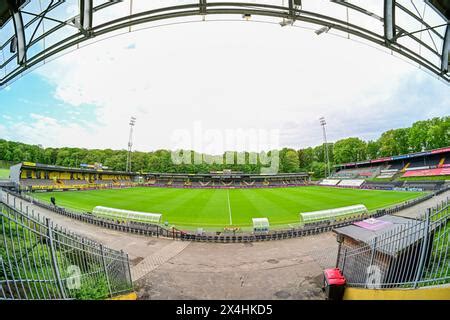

{"left": 319, "top": 117, "right": 331, "bottom": 178}
{"left": 126, "top": 116, "right": 136, "bottom": 172}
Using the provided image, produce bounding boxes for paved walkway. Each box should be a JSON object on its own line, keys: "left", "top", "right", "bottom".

{"left": 393, "top": 190, "right": 450, "bottom": 219}
{"left": 5, "top": 190, "right": 448, "bottom": 300}
{"left": 131, "top": 241, "right": 191, "bottom": 281}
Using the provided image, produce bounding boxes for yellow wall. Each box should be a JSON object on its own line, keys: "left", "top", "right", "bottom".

{"left": 109, "top": 292, "right": 137, "bottom": 300}
{"left": 344, "top": 286, "right": 450, "bottom": 300}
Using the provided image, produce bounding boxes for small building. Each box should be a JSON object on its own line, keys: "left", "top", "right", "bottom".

{"left": 333, "top": 215, "right": 433, "bottom": 287}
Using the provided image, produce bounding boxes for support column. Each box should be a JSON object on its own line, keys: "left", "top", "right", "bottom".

{"left": 384, "top": 0, "right": 396, "bottom": 43}
{"left": 200, "top": 0, "right": 207, "bottom": 15}
{"left": 80, "top": 0, "right": 93, "bottom": 31}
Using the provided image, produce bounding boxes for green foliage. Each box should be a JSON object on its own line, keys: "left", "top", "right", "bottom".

{"left": 279, "top": 148, "right": 300, "bottom": 173}
{"left": 378, "top": 128, "right": 410, "bottom": 156}
{"left": 333, "top": 137, "right": 367, "bottom": 164}
{"left": 309, "top": 161, "right": 327, "bottom": 178}
{"left": 422, "top": 221, "right": 450, "bottom": 286}
{"left": 408, "top": 117, "right": 450, "bottom": 152}
{"left": 69, "top": 275, "right": 110, "bottom": 300}
{"left": 366, "top": 140, "right": 380, "bottom": 160}
{"left": 0, "top": 168, "right": 9, "bottom": 179}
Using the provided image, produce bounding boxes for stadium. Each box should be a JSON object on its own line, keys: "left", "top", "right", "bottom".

{"left": 0, "top": 0, "right": 449, "bottom": 304}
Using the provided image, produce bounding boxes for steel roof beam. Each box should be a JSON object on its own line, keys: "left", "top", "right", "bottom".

{"left": 1, "top": 2, "right": 449, "bottom": 86}
{"left": 7, "top": 0, "right": 26, "bottom": 65}
{"left": 442, "top": 25, "right": 449, "bottom": 73}
{"left": 396, "top": 2, "right": 444, "bottom": 40}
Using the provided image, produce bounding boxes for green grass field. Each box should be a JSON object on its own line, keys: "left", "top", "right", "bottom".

{"left": 33, "top": 186, "right": 426, "bottom": 230}
{"left": 0, "top": 168, "right": 9, "bottom": 179}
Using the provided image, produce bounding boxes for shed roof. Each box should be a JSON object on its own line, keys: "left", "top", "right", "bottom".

{"left": 334, "top": 215, "right": 427, "bottom": 256}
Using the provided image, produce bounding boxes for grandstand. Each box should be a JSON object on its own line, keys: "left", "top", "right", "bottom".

{"left": 330, "top": 166, "right": 380, "bottom": 179}
{"left": 333, "top": 146, "right": 450, "bottom": 181}
{"left": 10, "top": 162, "right": 135, "bottom": 191}
{"left": 9, "top": 162, "right": 310, "bottom": 192}
{"left": 143, "top": 172, "right": 310, "bottom": 189}
{"left": 321, "top": 147, "right": 450, "bottom": 191}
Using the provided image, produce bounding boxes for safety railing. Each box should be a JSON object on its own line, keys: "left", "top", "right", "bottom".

{"left": 337, "top": 198, "right": 449, "bottom": 288}
{"left": 0, "top": 201, "right": 133, "bottom": 300}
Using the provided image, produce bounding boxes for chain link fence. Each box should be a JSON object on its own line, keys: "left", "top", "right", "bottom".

{"left": 0, "top": 200, "right": 133, "bottom": 300}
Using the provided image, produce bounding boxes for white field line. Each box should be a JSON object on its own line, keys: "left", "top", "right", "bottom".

{"left": 227, "top": 189, "right": 232, "bottom": 225}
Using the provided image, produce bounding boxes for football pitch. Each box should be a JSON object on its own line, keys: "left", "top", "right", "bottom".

{"left": 33, "top": 186, "right": 426, "bottom": 230}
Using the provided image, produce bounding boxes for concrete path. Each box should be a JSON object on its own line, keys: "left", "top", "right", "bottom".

{"left": 393, "top": 190, "right": 449, "bottom": 219}
{"left": 131, "top": 241, "right": 191, "bottom": 281}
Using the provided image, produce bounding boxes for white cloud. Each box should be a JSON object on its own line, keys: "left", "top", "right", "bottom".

{"left": 14, "top": 15, "right": 446, "bottom": 152}
{"left": 8, "top": 113, "right": 97, "bottom": 148}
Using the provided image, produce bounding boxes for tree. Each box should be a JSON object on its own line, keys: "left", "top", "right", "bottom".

{"left": 333, "top": 137, "right": 367, "bottom": 164}
{"left": 367, "top": 140, "right": 380, "bottom": 159}
{"left": 298, "top": 148, "right": 314, "bottom": 170}
{"left": 281, "top": 149, "right": 300, "bottom": 173}
{"left": 426, "top": 117, "right": 450, "bottom": 149}
{"left": 310, "top": 161, "right": 326, "bottom": 178}
{"left": 408, "top": 120, "right": 430, "bottom": 152}
{"left": 379, "top": 128, "right": 409, "bottom": 156}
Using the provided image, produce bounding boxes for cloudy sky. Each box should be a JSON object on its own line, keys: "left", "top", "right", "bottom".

{"left": 0, "top": 6, "right": 449, "bottom": 153}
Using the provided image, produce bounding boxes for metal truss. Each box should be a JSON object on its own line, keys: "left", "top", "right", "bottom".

{"left": 0, "top": 0, "right": 448, "bottom": 87}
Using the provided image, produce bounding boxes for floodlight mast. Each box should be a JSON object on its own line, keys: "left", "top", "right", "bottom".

{"left": 126, "top": 116, "right": 136, "bottom": 172}
{"left": 319, "top": 117, "right": 331, "bottom": 178}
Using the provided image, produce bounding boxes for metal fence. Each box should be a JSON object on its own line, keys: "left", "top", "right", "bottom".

{"left": 337, "top": 198, "right": 449, "bottom": 289}
{"left": 0, "top": 202, "right": 133, "bottom": 300}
